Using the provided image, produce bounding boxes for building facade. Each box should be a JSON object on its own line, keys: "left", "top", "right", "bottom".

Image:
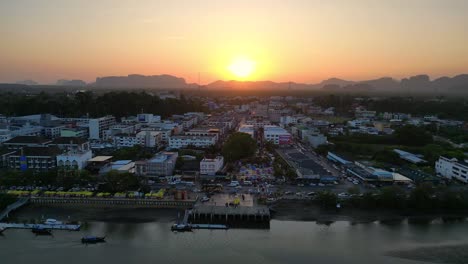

{"left": 200, "top": 156, "right": 224, "bottom": 176}
{"left": 436, "top": 156, "right": 468, "bottom": 183}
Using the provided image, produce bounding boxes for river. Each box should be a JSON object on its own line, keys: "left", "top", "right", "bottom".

{"left": 2, "top": 215, "right": 468, "bottom": 264}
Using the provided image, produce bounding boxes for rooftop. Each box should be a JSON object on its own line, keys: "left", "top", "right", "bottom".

{"left": 3, "top": 136, "right": 51, "bottom": 145}
{"left": 51, "top": 137, "right": 88, "bottom": 145}
{"left": 88, "top": 156, "right": 113, "bottom": 162}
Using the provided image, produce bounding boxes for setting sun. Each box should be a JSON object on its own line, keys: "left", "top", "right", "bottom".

{"left": 228, "top": 57, "right": 256, "bottom": 79}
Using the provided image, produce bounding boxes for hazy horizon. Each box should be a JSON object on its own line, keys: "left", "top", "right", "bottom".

{"left": 1, "top": 0, "right": 468, "bottom": 84}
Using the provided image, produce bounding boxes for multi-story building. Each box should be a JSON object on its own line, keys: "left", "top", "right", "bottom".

{"left": 200, "top": 156, "right": 224, "bottom": 176}
{"left": 42, "top": 124, "right": 66, "bottom": 138}
{"left": 168, "top": 134, "right": 217, "bottom": 149}
{"left": 185, "top": 127, "right": 220, "bottom": 142}
{"left": 88, "top": 116, "right": 116, "bottom": 140}
{"left": 50, "top": 137, "right": 90, "bottom": 152}
{"left": 60, "top": 127, "right": 89, "bottom": 138}
{"left": 435, "top": 156, "right": 468, "bottom": 183}
{"left": 8, "top": 146, "right": 61, "bottom": 172}
{"left": 56, "top": 149, "right": 93, "bottom": 170}
{"left": 2, "top": 136, "right": 52, "bottom": 150}
{"left": 135, "top": 152, "right": 178, "bottom": 177}
{"left": 137, "top": 113, "right": 161, "bottom": 123}
{"left": 113, "top": 133, "right": 145, "bottom": 148}
{"left": 113, "top": 131, "right": 162, "bottom": 148}
{"left": 238, "top": 125, "right": 292, "bottom": 145}
{"left": 264, "top": 125, "right": 292, "bottom": 145}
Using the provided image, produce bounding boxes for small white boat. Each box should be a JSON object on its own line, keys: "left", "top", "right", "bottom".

{"left": 44, "top": 219, "right": 63, "bottom": 225}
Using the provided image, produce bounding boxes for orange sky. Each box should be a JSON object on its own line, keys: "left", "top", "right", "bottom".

{"left": 1, "top": 0, "right": 467, "bottom": 84}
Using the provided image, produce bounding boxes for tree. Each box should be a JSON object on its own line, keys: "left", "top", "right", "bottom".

{"left": 408, "top": 183, "right": 435, "bottom": 210}
{"left": 377, "top": 186, "right": 406, "bottom": 209}
{"left": 394, "top": 125, "right": 433, "bottom": 146}
{"left": 316, "top": 191, "right": 338, "bottom": 208}
{"left": 373, "top": 149, "right": 403, "bottom": 165}
{"left": 102, "top": 171, "right": 140, "bottom": 193}
{"left": 222, "top": 132, "right": 257, "bottom": 162}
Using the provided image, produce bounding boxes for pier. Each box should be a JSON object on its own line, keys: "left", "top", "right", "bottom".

{"left": 30, "top": 197, "right": 196, "bottom": 208}
{"left": 188, "top": 204, "right": 270, "bottom": 228}
{"left": 0, "top": 198, "right": 29, "bottom": 221}
{"left": 0, "top": 222, "right": 81, "bottom": 232}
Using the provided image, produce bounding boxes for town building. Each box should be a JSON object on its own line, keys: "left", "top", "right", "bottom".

{"left": 168, "top": 134, "right": 217, "bottom": 149}
{"left": 2, "top": 136, "right": 52, "bottom": 150}
{"left": 435, "top": 156, "right": 468, "bottom": 183}
{"left": 135, "top": 152, "right": 178, "bottom": 177}
{"left": 57, "top": 149, "right": 93, "bottom": 170}
{"left": 8, "top": 146, "right": 61, "bottom": 172}
{"left": 200, "top": 156, "right": 224, "bottom": 176}
{"left": 88, "top": 116, "right": 116, "bottom": 140}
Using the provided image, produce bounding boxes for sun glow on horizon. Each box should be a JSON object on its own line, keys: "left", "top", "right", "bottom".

{"left": 228, "top": 57, "right": 256, "bottom": 79}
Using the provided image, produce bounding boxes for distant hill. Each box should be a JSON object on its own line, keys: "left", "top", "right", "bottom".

{"left": 315, "top": 78, "right": 355, "bottom": 88}
{"left": 2, "top": 73, "right": 467, "bottom": 93}
{"left": 93, "top": 74, "right": 190, "bottom": 88}
{"left": 56, "top": 79, "right": 86, "bottom": 86}
{"left": 205, "top": 80, "right": 310, "bottom": 90}
{"left": 16, "top": 80, "right": 38, "bottom": 85}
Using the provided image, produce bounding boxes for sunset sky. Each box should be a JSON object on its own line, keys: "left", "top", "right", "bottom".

{"left": 1, "top": 0, "right": 467, "bottom": 84}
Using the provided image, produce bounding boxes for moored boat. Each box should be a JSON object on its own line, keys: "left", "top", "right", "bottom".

{"left": 81, "top": 236, "right": 106, "bottom": 244}
{"left": 32, "top": 227, "right": 52, "bottom": 235}
{"left": 171, "top": 224, "right": 193, "bottom": 232}
{"left": 44, "top": 219, "right": 63, "bottom": 225}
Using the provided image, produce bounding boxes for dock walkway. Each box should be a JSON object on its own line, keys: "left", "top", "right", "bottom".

{"left": 0, "top": 222, "right": 81, "bottom": 231}
{"left": 0, "top": 198, "right": 29, "bottom": 221}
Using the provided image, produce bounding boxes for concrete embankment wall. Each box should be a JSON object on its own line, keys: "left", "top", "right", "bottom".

{"left": 30, "top": 197, "right": 196, "bottom": 209}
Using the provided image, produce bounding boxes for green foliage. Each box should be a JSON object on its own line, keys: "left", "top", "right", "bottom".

{"left": 377, "top": 186, "right": 406, "bottom": 209}
{"left": 101, "top": 171, "right": 140, "bottom": 193}
{"left": 365, "top": 97, "right": 468, "bottom": 121}
{"left": 111, "top": 145, "right": 153, "bottom": 161}
{"left": 0, "top": 169, "right": 96, "bottom": 188}
{"left": 373, "top": 149, "right": 403, "bottom": 165}
{"left": 316, "top": 191, "right": 338, "bottom": 208}
{"left": 0, "top": 91, "right": 206, "bottom": 118}
{"left": 437, "top": 126, "right": 468, "bottom": 144}
{"left": 0, "top": 193, "right": 16, "bottom": 211}
{"left": 222, "top": 132, "right": 257, "bottom": 162}
{"left": 394, "top": 125, "right": 433, "bottom": 146}
{"left": 315, "top": 144, "right": 331, "bottom": 156}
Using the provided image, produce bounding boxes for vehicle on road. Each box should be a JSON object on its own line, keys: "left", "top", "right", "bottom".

{"left": 228, "top": 181, "right": 240, "bottom": 187}
{"left": 201, "top": 196, "right": 210, "bottom": 202}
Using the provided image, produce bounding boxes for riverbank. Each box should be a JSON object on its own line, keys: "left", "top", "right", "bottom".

{"left": 9, "top": 204, "right": 179, "bottom": 223}
{"left": 8, "top": 200, "right": 468, "bottom": 225}
{"left": 271, "top": 199, "right": 468, "bottom": 223}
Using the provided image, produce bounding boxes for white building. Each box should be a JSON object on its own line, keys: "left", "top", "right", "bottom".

{"left": 200, "top": 156, "right": 224, "bottom": 176}
{"left": 135, "top": 152, "right": 178, "bottom": 177}
{"left": 113, "top": 131, "right": 162, "bottom": 148}
{"left": 57, "top": 150, "right": 93, "bottom": 170}
{"left": 168, "top": 134, "right": 216, "bottom": 149}
{"left": 137, "top": 113, "right": 161, "bottom": 123}
{"left": 88, "top": 116, "right": 116, "bottom": 140}
{"left": 435, "top": 156, "right": 468, "bottom": 183}
{"left": 43, "top": 125, "right": 66, "bottom": 138}
{"left": 238, "top": 125, "right": 292, "bottom": 145}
